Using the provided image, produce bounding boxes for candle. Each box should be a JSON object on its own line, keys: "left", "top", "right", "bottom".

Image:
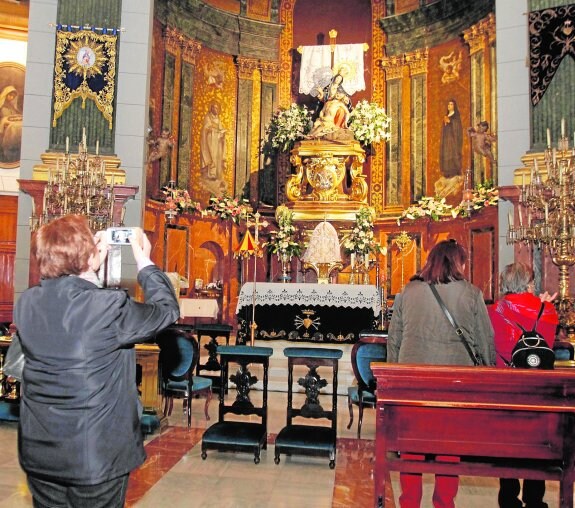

{"left": 547, "top": 128, "right": 551, "bottom": 147}
{"left": 65, "top": 136, "right": 69, "bottom": 153}
{"left": 518, "top": 206, "right": 523, "bottom": 227}
{"left": 82, "top": 127, "right": 86, "bottom": 147}
{"left": 562, "top": 118, "right": 565, "bottom": 138}
{"left": 96, "top": 140, "right": 99, "bottom": 155}
{"left": 508, "top": 210, "right": 514, "bottom": 228}
{"left": 545, "top": 203, "right": 549, "bottom": 222}
{"left": 365, "top": 253, "right": 370, "bottom": 268}
{"left": 350, "top": 253, "right": 355, "bottom": 269}
{"left": 522, "top": 172, "right": 525, "bottom": 190}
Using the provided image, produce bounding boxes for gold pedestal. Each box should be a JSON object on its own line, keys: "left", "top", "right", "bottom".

{"left": 285, "top": 140, "right": 368, "bottom": 222}
{"left": 302, "top": 261, "right": 343, "bottom": 284}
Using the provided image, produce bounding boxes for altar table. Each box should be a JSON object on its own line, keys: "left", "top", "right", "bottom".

{"left": 236, "top": 283, "right": 380, "bottom": 344}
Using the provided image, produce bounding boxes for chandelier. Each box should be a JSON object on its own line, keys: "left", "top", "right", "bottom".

{"left": 507, "top": 119, "right": 575, "bottom": 331}
{"left": 30, "top": 134, "right": 116, "bottom": 232}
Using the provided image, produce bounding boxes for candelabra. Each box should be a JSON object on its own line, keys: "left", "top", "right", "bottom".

{"left": 29, "top": 135, "right": 115, "bottom": 232}
{"left": 507, "top": 121, "right": 575, "bottom": 333}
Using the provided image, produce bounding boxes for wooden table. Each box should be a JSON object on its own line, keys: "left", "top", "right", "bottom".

{"left": 372, "top": 364, "right": 575, "bottom": 508}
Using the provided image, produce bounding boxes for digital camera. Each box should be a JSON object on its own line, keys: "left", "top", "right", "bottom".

{"left": 106, "top": 227, "right": 135, "bottom": 245}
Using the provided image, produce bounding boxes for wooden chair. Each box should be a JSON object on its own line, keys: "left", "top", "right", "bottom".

{"left": 201, "top": 345, "right": 273, "bottom": 464}
{"left": 274, "top": 347, "right": 343, "bottom": 469}
{"left": 156, "top": 328, "right": 212, "bottom": 428}
{"left": 347, "top": 330, "right": 387, "bottom": 438}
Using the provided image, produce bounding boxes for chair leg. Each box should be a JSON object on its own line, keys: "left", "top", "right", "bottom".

{"left": 347, "top": 394, "right": 354, "bottom": 430}
{"left": 204, "top": 389, "right": 212, "bottom": 421}
{"left": 187, "top": 394, "right": 191, "bottom": 428}
{"left": 358, "top": 396, "right": 364, "bottom": 439}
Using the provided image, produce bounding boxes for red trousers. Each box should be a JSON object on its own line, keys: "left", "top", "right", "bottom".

{"left": 398, "top": 455, "right": 459, "bottom": 508}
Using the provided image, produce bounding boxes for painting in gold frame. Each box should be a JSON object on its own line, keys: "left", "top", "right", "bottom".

{"left": 0, "top": 61, "right": 25, "bottom": 169}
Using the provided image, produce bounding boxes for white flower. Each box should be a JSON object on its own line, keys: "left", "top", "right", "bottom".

{"left": 348, "top": 101, "right": 392, "bottom": 146}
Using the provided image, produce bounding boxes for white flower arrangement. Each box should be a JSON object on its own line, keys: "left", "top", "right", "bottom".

{"left": 348, "top": 100, "right": 392, "bottom": 146}
{"left": 265, "top": 206, "right": 301, "bottom": 259}
{"left": 262, "top": 103, "right": 312, "bottom": 155}
{"left": 343, "top": 206, "right": 385, "bottom": 255}
{"left": 397, "top": 183, "right": 499, "bottom": 224}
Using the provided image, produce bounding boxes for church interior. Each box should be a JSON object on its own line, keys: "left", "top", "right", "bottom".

{"left": 1, "top": 0, "right": 575, "bottom": 506}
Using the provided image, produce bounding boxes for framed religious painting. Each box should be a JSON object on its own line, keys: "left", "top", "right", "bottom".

{"left": 0, "top": 62, "right": 25, "bottom": 169}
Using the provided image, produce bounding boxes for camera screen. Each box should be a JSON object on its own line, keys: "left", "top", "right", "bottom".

{"left": 108, "top": 228, "right": 133, "bottom": 245}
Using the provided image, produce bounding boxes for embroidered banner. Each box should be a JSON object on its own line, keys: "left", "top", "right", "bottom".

{"left": 52, "top": 28, "right": 118, "bottom": 129}
{"left": 529, "top": 5, "right": 575, "bottom": 105}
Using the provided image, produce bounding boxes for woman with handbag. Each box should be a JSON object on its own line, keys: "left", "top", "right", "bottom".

{"left": 14, "top": 215, "right": 180, "bottom": 508}
{"left": 488, "top": 262, "right": 558, "bottom": 508}
{"left": 387, "top": 239, "right": 495, "bottom": 508}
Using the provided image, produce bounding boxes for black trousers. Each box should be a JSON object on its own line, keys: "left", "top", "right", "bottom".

{"left": 27, "top": 473, "right": 129, "bottom": 508}
{"left": 498, "top": 478, "right": 548, "bottom": 508}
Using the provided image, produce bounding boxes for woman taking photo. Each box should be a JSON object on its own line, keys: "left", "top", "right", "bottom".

{"left": 387, "top": 239, "right": 495, "bottom": 508}
{"left": 14, "top": 215, "right": 180, "bottom": 508}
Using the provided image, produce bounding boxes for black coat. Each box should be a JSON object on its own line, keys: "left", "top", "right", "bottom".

{"left": 14, "top": 265, "right": 180, "bottom": 485}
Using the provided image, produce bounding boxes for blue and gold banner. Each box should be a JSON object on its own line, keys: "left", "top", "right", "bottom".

{"left": 52, "top": 28, "right": 117, "bottom": 129}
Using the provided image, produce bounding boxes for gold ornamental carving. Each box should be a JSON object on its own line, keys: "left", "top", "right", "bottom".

{"left": 463, "top": 14, "right": 495, "bottom": 55}
{"left": 286, "top": 140, "right": 367, "bottom": 203}
{"left": 260, "top": 60, "right": 280, "bottom": 83}
{"left": 237, "top": 56, "right": 259, "bottom": 80}
{"left": 381, "top": 54, "right": 405, "bottom": 80}
{"left": 405, "top": 48, "right": 429, "bottom": 76}
{"left": 182, "top": 39, "right": 202, "bottom": 64}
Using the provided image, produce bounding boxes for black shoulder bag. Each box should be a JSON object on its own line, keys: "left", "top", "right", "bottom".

{"left": 428, "top": 283, "right": 485, "bottom": 366}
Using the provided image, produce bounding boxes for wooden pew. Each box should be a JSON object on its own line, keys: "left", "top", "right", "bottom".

{"left": 372, "top": 364, "right": 575, "bottom": 508}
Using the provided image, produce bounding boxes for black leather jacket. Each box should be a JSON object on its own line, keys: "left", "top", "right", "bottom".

{"left": 14, "top": 265, "right": 180, "bottom": 485}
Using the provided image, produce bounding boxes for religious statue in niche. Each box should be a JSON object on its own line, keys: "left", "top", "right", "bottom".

{"left": 435, "top": 98, "right": 463, "bottom": 198}
{"left": 468, "top": 121, "right": 497, "bottom": 165}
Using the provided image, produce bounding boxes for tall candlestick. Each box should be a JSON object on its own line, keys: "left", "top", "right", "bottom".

{"left": 547, "top": 128, "right": 551, "bottom": 147}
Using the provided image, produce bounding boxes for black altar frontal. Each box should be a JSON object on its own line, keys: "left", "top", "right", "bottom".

{"left": 236, "top": 283, "right": 381, "bottom": 344}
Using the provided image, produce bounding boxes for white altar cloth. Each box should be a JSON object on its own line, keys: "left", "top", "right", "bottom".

{"left": 236, "top": 282, "right": 381, "bottom": 315}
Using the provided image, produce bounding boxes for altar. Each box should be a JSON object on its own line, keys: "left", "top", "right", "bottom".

{"left": 235, "top": 282, "right": 380, "bottom": 344}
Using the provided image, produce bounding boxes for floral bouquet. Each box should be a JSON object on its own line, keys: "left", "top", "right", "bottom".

{"left": 343, "top": 206, "right": 385, "bottom": 255}
{"left": 161, "top": 185, "right": 202, "bottom": 216}
{"left": 265, "top": 206, "right": 301, "bottom": 260}
{"left": 397, "top": 196, "right": 456, "bottom": 224}
{"left": 461, "top": 181, "right": 499, "bottom": 211}
{"left": 348, "top": 100, "right": 392, "bottom": 147}
{"left": 262, "top": 103, "right": 312, "bottom": 155}
{"left": 206, "top": 194, "right": 253, "bottom": 225}
{"left": 398, "top": 182, "right": 499, "bottom": 224}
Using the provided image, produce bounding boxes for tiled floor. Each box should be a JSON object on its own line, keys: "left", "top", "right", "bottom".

{"left": 0, "top": 391, "right": 565, "bottom": 507}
